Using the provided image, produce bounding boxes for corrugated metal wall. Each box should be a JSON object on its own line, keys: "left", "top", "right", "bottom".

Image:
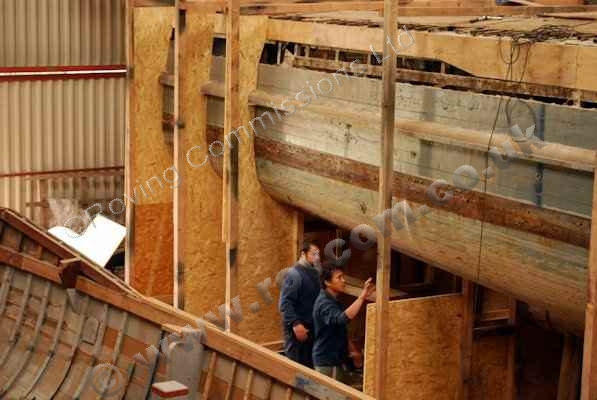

{"left": 1, "top": 0, "right": 125, "bottom": 67}
{"left": 0, "top": 0, "right": 126, "bottom": 226}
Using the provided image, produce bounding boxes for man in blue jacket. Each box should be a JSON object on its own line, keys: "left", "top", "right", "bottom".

{"left": 312, "top": 263, "right": 373, "bottom": 382}
{"left": 279, "top": 241, "right": 321, "bottom": 367}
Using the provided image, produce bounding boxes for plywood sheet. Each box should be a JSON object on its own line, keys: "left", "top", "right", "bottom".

{"left": 176, "top": 10, "right": 227, "bottom": 316}
{"left": 471, "top": 336, "right": 512, "bottom": 400}
{"left": 130, "top": 8, "right": 175, "bottom": 301}
{"left": 234, "top": 16, "right": 298, "bottom": 342}
{"left": 363, "top": 294, "right": 462, "bottom": 400}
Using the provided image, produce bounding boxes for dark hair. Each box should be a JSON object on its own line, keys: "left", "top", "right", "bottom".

{"left": 300, "top": 241, "right": 317, "bottom": 255}
{"left": 320, "top": 262, "right": 344, "bottom": 289}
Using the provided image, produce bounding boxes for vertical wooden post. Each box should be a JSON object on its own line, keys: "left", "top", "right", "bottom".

{"left": 505, "top": 297, "right": 518, "bottom": 400}
{"left": 374, "top": 0, "right": 396, "bottom": 397}
{"left": 581, "top": 155, "right": 597, "bottom": 400}
{"left": 124, "top": 0, "right": 135, "bottom": 285}
{"left": 224, "top": 0, "right": 240, "bottom": 333}
{"left": 459, "top": 280, "right": 474, "bottom": 400}
{"left": 559, "top": 334, "right": 582, "bottom": 400}
{"left": 173, "top": 0, "right": 184, "bottom": 309}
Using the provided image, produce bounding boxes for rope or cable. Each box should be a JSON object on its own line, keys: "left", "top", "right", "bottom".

{"left": 475, "top": 33, "right": 533, "bottom": 281}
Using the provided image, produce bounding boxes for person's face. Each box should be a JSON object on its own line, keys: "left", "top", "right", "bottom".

{"left": 326, "top": 270, "right": 346, "bottom": 292}
{"left": 305, "top": 245, "right": 320, "bottom": 266}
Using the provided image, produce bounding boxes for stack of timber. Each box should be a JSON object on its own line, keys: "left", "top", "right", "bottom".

{"left": 200, "top": 11, "right": 597, "bottom": 335}
{"left": 0, "top": 207, "right": 369, "bottom": 400}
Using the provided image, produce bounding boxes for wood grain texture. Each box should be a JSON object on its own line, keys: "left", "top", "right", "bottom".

{"left": 130, "top": 8, "right": 175, "bottom": 301}
{"left": 174, "top": 8, "right": 226, "bottom": 317}
{"left": 257, "top": 161, "right": 587, "bottom": 334}
{"left": 364, "top": 294, "right": 463, "bottom": 399}
{"left": 231, "top": 16, "right": 298, "bottom": 343}
{"left": 265, "top": 18, "right": 597, "bottom": 92}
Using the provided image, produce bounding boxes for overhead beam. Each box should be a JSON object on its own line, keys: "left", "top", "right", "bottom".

{"left": 374, "top": 0, "right": 396, "bottom": 397}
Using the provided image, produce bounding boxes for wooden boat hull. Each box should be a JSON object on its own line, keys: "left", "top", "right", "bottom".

{"left": 204, "top": 61, "right": 596, "bottom": 335}
{"left": 0, "top": 208, "right": 370, "bottom": 400}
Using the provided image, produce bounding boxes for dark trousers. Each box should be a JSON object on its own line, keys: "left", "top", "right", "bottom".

{"left": 283, "top": 330, "right": 314, "bottom": 368}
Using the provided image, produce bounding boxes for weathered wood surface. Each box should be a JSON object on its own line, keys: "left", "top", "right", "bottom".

{"left": 259, "top": 16, "right": 597, "bottom": 92}
{"left": 257, "top": 160, "right": 587, "bottom": 334}
{"left": 0, "top": 207, "right": 370, "bottom": 400}
{"left": 204, "top": 60, "right": 593, "bottom": 334}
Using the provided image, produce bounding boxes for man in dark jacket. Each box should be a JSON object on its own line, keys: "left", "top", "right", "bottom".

{"left": 312, "top": 263, "right": 373, "bottom": 382}
{"left": 278, "top": 241, "right": 321, "bottom": 367}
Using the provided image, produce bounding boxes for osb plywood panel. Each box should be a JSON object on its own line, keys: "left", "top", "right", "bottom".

{"left": 234, "top": 16, "right": 298, "bottom": 342}
{"left": 130, "top": 8, "right": 174, "bottom": 299}
{"left": 363, "top": 294, "right": 462, "bottom": 400}
{"left": 177, "top": 11, "right": 226, "bottom": 316}
{"left": 132, "top": 203, "right": 173, "bottom": 302}
{"left": 471, "top": 336, "right": 512, "bottom": 400}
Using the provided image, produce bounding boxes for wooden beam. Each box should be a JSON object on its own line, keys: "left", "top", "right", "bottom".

{"left": 291, "top": 57, "right": 597, "bottom": 105}
{"left": 374, "top": 0, "right": 396, "bottom": 397}
{"left": 134, "top": 0, "right": 175, "bottom": 6}
{"left": 248, "top": 136, "right": 590, "bottom": 249}
{"left": 559, "top": 334, "right": 583, "bottom": 400}
{"left": 124, "top": 0, "right": 135, "bottom": 285}
{"left": 223, "top": 0, "right": 241, "bottom": 333}
{"left": 581, "top": 153, "right": 597, "bottom": 399}
{"left": 240, "top": 3, "right": 597, "bottom": 16}
{"left": 174, "top": 0, "right": 184, "bottom": 309}
{"left": 73, "top": 276, "right": 374, "bottom": 400}
{"left": 0, "top": 245, "right": 62, "bottom": 284}
{"left": 459, "top": 280, "right": 475, "bottom": 400}
{"left": 266, "top": 17, "right": 597, "bottom": 92}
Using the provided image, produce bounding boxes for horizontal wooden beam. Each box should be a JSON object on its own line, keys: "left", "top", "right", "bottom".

{"left": 73, "top": 276, "right": 374, "bottom": 400}
{"left": 201, "top": 81, "right": 595, "bottom": 173}
{"left": 0, "top": 245, "right": 63, "bottom": 284}
{"left": 206, "top": 126, "right": 590, "bottom": 248}
{"left": 292, "top": 56, "right": 597, "bottom": 105}
{"left": 136, "top": 0, "right": 597, "bottom": 15}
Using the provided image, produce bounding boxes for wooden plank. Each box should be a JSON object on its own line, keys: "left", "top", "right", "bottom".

{"left": 174, "top": 0, "right": 183, "bottom": 309}
{"left": 129, "top": 7, "right": 175, "bottom": 300}
{"left": 223, "top": 0, "right": 241, "bottom": 333}
{"left": 266, "top": 18, "right": 597, "bottom": 92}
{"left": 459, "top": 281, "right": 474, "bottom": 400}
{"left": 256, "top": 161, "right": 587, "bottom": 334}
{"left": 234, "top": 88, "right": 596, "bottom": 173}
{"left": 72, "top": 277, "right": 374, "bottom": 400}
{"left": 373, "top": 0, "right": 396, "bottom": 396}
{"left": 229, "top": 16, "right": 297, "bottom": 343}
{"left": 238, "top": 3, "right": 597, "bottom": 16}
{"left": 0, "top": 245, "right": 62, "bottom": 284}
{"left": 291, "top": 57, "right": 597, "bottom": 104}
{"left": 558, "top": 334, "right": 582, "bottom": 400}
{"left": 125, "top": 0, "right": 135, "bottom": 286}
{"left": 581, "top": 154, "right": 597, "bottom": 399}
{"left": 364, "top": 295, "right": 463, "bottom": 399}
{"left": 173, "top": 5, "right": 223, "bottom": 317}
{"left": 250, "top": 136, "right": 591, "bottom": 249}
